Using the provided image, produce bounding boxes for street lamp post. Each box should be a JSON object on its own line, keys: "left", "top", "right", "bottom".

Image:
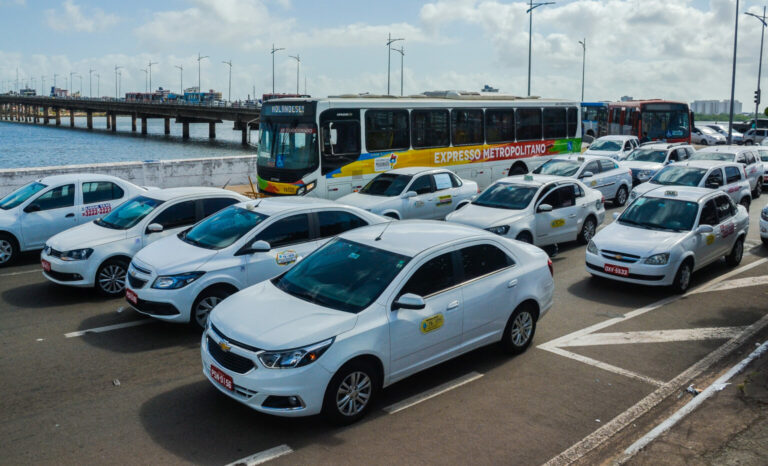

{"left": 222, "top": 60, "right": 232, "bottom": 101}
{"left": 526, "top": 1, "right": 555, "bottom": 96}
{"left": 746, "top": 6, "right": 767, "bottom": 128}
{"left": 53, "top": 73, "right": 58, "bottom": 90}
{"left": 118, "top": 71, "right": 122, "bottom": 97}
{"left": 96, "top": 73, "right": 100, "bottom": 97}
{"left": 578, "top": 38, "right": 586, "bottom": 101}
{"left": 41, "top": 76, "right": 45, "bottom": 96}
{"left": 728, "top": 0, "right": 740, "bottom": 144}
{"left": 141, "top": 69, "right": 148, "bottom": 92}
{"left": 148, "top": 61, "right": 158, "bottom": 92}
{"left": 114, "top": 66, "right": 122, "bottom": 99}
{"left": 386, "top": 33, "right": 404, "bottom": 95}
{"left": 88, "top": 69, "right": 95, "bottom": 98}
{"left": 288, "top": 55, "right": 300, "bottom": 94}
{"left": 175, "top": 65, "right": 183, "bottom": 95}
{"left": 78, "top": 75, "right": 82, "bottom": 96}
{"left": 197, "top": 52, "right": 208, "bottom": 99}
{"left": 392, "top": 46, "right": 405, "bottom": 96}
{"left": 271, "top": 44, "right": 285, "bottom": 95}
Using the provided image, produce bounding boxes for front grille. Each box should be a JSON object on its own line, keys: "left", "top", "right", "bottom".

{"left": 127, "top": 274, "right": 147, "bottom": 289}
{"left": 130, "top": 262, "right": 151, "bottom": 275}
{"left": 211, "top": 324, "right": 262, "bottom": 353}
{"left": 44, "top": 270, "right": 82, "bottom": 282}
{"left": 207, "top": 336, "right": 255, "bottom": 374}
{"left": 128, "top": 297, "right": 180, "bottom": 316}
{"left": 600, "top": 249, "right": 641, "bottom": 264}
{"left": 587, "top": 262, "right": 665, "bottom": 281}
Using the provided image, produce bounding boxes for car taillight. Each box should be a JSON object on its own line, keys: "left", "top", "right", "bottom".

{"left": 547, "top": 258, "right": 553, "bottom": 277}
{"left": 601, "top": 195, "right": 605, "bottom": 205}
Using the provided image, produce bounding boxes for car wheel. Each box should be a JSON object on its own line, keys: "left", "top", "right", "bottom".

{"left": 614, "top": 186, "right": 629, "bottom": 207}
{"left": 515, "top": 231, "right": 533, "bottom": 244}
{"left": 578, "top": 216, "right": 597, "bottom": 244}
{"left": 740, "top": 197, "right": 751, "bottom": 211}
{"left": 753, "top": 180, "right": 762, "bottom": 199}
{"left": 96, "top": 258, "right": 129, "bottom": 297}
{"left": 700, "top": 139, "right": 708, "bottom": 146}
{"left": 323, "top": 360, "right": 380, "bottom": 425}
{"left": 725, "top": 236, "right": 744, "bottom": 267}
{"left": 191, "top": 288, "right": 233, "bottom": 329}
{"left": 0, "top": 233, "right": 19, "bottom": 267}
{"left": 671, "top": 259, "right": 693, "bottom": 294}
{"left": 500, "top": 304, "right": 537, "bottom": 355}
{"left": 763, "top": 237, "right": 768, "bottom": 247}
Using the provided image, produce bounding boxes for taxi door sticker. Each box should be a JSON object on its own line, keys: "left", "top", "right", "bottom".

{"left": 720, "top": 223, "right": 735, "bottom": 238}
{"left": 706, "top": 234, "right": 715, "bottom": 245}
{"left": 82, "top": 203, "right": 112, "bottom": 217}
{"left": 437, "top": 194, "right": 452, "bottom": 206}
{"left": 276, "top": 250, "right": 298, "bottom": 266}
{"left": 421, "top": 314, "right": 444, "bottom": 334}
{"left": 415, "top": 200, "right": 425, "bottom": 207}
{"left": 551, "top": 218, "right": 566, "bottom": 228}
{"left": 590, "top": 180, "right": 597, "bottom": 187}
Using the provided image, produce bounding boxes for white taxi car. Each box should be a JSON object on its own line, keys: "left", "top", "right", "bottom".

{"left": 0, "top": 174, "right": 149, "bottom": 266}
{"left": 584, "top": 135, "right": 639, "bottom": 160}
{"left": 202, "top": 221, "right": 554, "bottom": 423}
{"left": 691, "top": 146, "right": 764, "bottom": 199}
{"left": 532, "top": 155, "right": 633, "bottom": 206}
{"left": 336, "top": 167, "right": 478, "bottom": 220}
{"left": 586, "top": 187, "right": 749, "bottom": 293}
{"left": 621, "top": 143, "right": 695, "bottom": 186}
{"left": 126, "top": 198, "right": 386, "bottom": 328}
{"left": 41, "top": 188, "right": 247, "bottom": 296}
{"left": 445, "top": 175, "right": 605, "bottom": 247}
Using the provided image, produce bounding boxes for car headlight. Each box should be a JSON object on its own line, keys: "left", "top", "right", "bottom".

{"left": 60, "top": 248, "right": 94, "bottom": 261}
{"left": 629, "top": 190, "right": 638, "bottom": 200}
{"left": 637, "top": 170, "right": 653, "bottom": 179}
{"left": 762, "top": 208, "right": 768, "bottom": 221}
{"left": 258, "top": 338, "right": 334, "bottom": 369}
{"left": 295, "top": 180, "right": 317, "bottom": 196}
{"left": 644, "top": 253, "right": 670, "bottom": 265}
{"left": 587, "top": 240, "right": 599, "bottom": 255}
{"left": 486, "top": 225, "right": 510, "bottom": 235}
{"left": 151, "top": 271, "right": 205, "bottom": 289}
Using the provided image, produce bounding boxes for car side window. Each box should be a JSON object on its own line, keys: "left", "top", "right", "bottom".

{"left": 685, "top": 147, "right": 695, "bottom": 158}
{"left": 725, "top": 166, "right": 741, "bottom": 184}
{"left": 575, "top": 184, "right": 585, "bottom": 198}
{"left": 706, "top": 168, "right": 724, "bottom": 187}
{"left": 409, "top": 176, "right": 434, "bottom": 195}
{"left": 151, "top": 200, "right": 197, "bottom": 230}
{"left": 449, "top": 173, "right": 462, "bottom": 188}
{"left": 714, "top": 196, "right": 734, "bottom": 222}
{"left": 29, "top": 184, "right": 75, "bottom": 211}
{"left": 583, "top": 161, "right": 600, "bottom": 176}
{"left": 459, "top": 244, "right": 514, "bottom": 282}
{"left": 668, "top": 150, "right": 679, "bottom": 162}
{"left": 623, "top": 141, "right": 631, "bottom": 151}
{"left": 399, "top": 252, "right": 457, "bottom": 298}
{"left": 316, "top": 210, "right": 368, "bottom": 238}
{"left": 599, "top": 159, "right": 616, "bottom": 172}
{"left": 699, "top": 200, "right": 718, "bottom": 226}
{"left": 736, "top": 153, "right": 747, "bottom": 164}
{"left": 253, "top": 214, "right": 311, "bottom": 248}
{"left": 432, "top": 173, "right": 453, "bottom": 191}
{"left": 82, "top": 181, "right": 124, "bottom": 204}
{"left": 201, "top": 197, "right": 239, "bottom": 218}
{"left": 676, "top": 148, "right": 688, "bottom": 160}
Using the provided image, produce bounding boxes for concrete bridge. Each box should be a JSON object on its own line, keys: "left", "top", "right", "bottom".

{"left": 0, "top": 95, "right": 260, "bottom": 144}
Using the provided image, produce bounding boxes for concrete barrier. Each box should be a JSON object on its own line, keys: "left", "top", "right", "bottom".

{"left": 0, "top": 155, "right": 258, "bottom": 196}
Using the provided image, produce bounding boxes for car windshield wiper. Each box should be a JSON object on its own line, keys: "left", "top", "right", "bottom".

{"left": 95, "top": 218, "right": 120, "bottom": 229}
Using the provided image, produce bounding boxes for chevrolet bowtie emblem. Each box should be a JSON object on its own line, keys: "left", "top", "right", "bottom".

{"left": 614, "top": 254, "right": 623, "bottom": 260}
{"left": 219, "top": 340, "right": 231, "bottom": 352}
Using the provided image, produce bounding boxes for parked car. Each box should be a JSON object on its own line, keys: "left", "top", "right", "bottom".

{"left": 705, "top": 124, "right": 743, "bottom": 144}
{"left": 757, "top": 147, "right": 768, "bottom": 185}
{"left": 620, "top": 143, "right": 695, "bottom": 185}
{"left": 691, "top": 146, "right": 764, "bottom": 199}
{"left": 532, "top": 155, "right": 633, "bottom": 206}
{"left": 691, "top": 126, "right": 726, "bottom": 146}
{"left": 743, "top": 128, "right": 768, "bottom": 145}
{"left": 0, "top": 174, "right": 150, "bottom": 266}
{"left": 584, "top": 135, "right": 639, "bottom": 160}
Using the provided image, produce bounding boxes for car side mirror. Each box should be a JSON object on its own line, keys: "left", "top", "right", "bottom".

{"left": 401, "top": 190, "right": 417, "bottom": 199}
{"left": 537, "top": 204, "right": 553, "bottom": 212}
{"left": 612, "top": 212, "right": 620, "bottom": 220}
{"left": 24, "top": 203, "right": 41, "bottom": 213}
{"left": 696, "top": 225, "right": 714, "bottom": 234}
{"left": 580, "top": 171, "right": 594, "bottom": 179}
{"left": 392, "top": 293, "right": 426, "bottom": 311}
{"left": 247, "top": 240, "right": 271, "bottom": 253}
{"left": 147, "top": 223, "right": 164, "bottom": 233}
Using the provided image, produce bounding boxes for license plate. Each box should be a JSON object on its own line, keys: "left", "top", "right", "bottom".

{"left": 210, "top": 365, "right": 234, "bottom": 391}
{"left": 604, "top": 263, "right": 630, "bottom": 277}
{"left": 125, "top": 289, "right": 138, "bottom": 305}
{"left": 41, "top": 260, "right": 51, "bottom": 272}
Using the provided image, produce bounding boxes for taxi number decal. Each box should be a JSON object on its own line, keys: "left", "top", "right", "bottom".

{"left": 720, "top": 223, "right": 735, "bottom": 238}
{"left": 276, "top": 250, "right": 298, "bottom": 266}
{"left": 437, "top": 195, "right": 452, "bottom": 206}
{"left": 551, "top": 219, "right": 565, "bottom": 228}
{"left": 415, "top": 200, "right": 425, "bottom": 207}
{"left": 82, "top": 203, "right": 112, "bottom": 217}
{"left": 705, "top": 234, "right": 715, "bottom": 245}
{"left": 421, "top": 314, "right": 444, "bottom": 334}
{"left": 727, "top": 186, "right": 740, "bottom": 193}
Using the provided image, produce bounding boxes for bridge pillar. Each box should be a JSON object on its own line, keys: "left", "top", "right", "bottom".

{"left": 55, "top": 108, "right": 61, "bottom": 126}
{"left": 164, "top": 118, "right": 170, "bottom": 135}
{"left": 111, "top": 113, "right": 117, "bottom": 132}
{"left": 241, "top": 128, "right": 248, "bottom": 145}
{"left": 69, "top": 110, "right": 75, "bottom": 127}
{"left": 209, "top": 122, "right": 216, "bottom": 139}
{"left": 86, "top": 111, "right": 93, "bottom": 129}
{"left": 106, "top": 112, "right": 111, "bottom": 130}
{"left": 141, "top": 117, "right": 148, "bottom": 135}
{"left": 33, "top": 106, "right": 39, "bottom": 123}
{"left": 44, "top": 107, "right": 49, "bottom": 125}
{"left": 131, "top": 114, "right": 137, "bottom": 132}
{"left": 26, "top": 105, "right": 31, "bottom": 122}
{"left": 182, "top": 122, "right": 190, "bottom": 139}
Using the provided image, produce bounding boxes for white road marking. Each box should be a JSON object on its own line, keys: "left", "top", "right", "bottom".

{"left": 561, "top": 327, "right": 747, "bottom": 347}
{"left": 383, "top": 371, "right": 484, "bottom": 414}
{"left": 64, "top": 320, "right": 152, "bottom": 338}
{"left": 225, "top": 445, "right": 293, "bottom": 466}
{"left": 689, "top": 274, "right": 768, "bottom": 295}
{"left": 0, "top": 269, "right": 40, "bottom": 277}
{"left": 543, "top": 346, "right": 664, "bottom": 387}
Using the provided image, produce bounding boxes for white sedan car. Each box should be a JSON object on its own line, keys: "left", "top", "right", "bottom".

{"left": 586, "top": 187, "right": 749, "bottom": 293}
{"left": 41, "top": 188, "right": 248, "bottom": 296}
{"left": 446, "top": 175, "right": 605, "bottom": 247}
{"left": 584, "top": 135, "right": 639, "bottom": 160}
{"left": 532, "top": 155, "right": 633, "bottom": 206}
{"left": 0, "top": 174, "right": 149, "bottom": 266}
{"left": 126, "top": 198, "right": 386, "bottom": 328}
{"left": 336, "top": 167, "right": 478, "bottom": 220}
{"left": 202, "top": 221, "right": 554, "bottom": 423}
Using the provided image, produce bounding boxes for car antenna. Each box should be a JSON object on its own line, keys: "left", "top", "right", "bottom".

{"left": 375, "top": 221, "right": 392, "bottom": 241}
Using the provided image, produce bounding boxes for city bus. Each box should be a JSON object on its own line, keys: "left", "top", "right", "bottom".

{"left": 256, "top": 93, "right": 581, "bottom": 199}
{"left": 581, "top": 101, "right": 608, "bottom": 140}
{"left": 607, "top": 100, "right": 692, "bottom": 143}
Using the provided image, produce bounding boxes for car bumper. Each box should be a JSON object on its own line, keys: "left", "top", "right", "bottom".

{"left": 40, "top": 252, "right": 95, "bottom": 287}
{"left": 200, "top": 330, "right": 332, "bottom": 417}
{"left": 127, "top": 283, "right": 191, "bottom": 323}
{"left": 585, "top": 251, "right": 674, "bottom": 286}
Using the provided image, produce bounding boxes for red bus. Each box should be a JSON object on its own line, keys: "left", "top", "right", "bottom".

{"left": 607, "top": 100, "right": 692, "bottom": 143}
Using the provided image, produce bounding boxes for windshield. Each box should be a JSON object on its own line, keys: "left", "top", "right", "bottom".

{"left": 698, "top": 127, "right": 717, "bottom": 135}
{"left": 650, "top": 166, "right": 707, "bottom": 187}
{"left": 758, "top": 149, "right": 768, "bottom": 162}
{"left": 533, "top": 159, "right": 581, "bottom": 177}
{"left": 180, "top": 206, "right": 268, "bottom": 250}
{"left": 619, "top": 197, "right": 699, "bottom": 232}
{"left": 359, "top": 173, "right": 413, "bottom": 196}
{"left": 589, "top": 140, "right": 622, "bottom": 151}
{"left": 272, "top": 238, "right": 410, "bottom": 313}
{"left": 641, "top": 104, "right": 690, "bottom": 139}
{"left": 0, "top": 182, "right": 47, "bottom": 210}
{"left": 95, "top": 196, "right": 163, "bottom": 230}
{"left": 626, "top": 149, "right": 667, "bottom": 163}
{"left": 690, "top": 152, "right": 734, "bottom": 162}
{"left": 473, "top": 183, "right": 538, "bottom": 210}
{"left": 257, "top": 120, "right": 318, "bottom": 173}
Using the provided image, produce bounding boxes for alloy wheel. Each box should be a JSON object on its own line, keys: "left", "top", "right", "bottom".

{"left": 510, "top": 311, "right": 534, "bottom": 347}
{"left": 0, "top": 239, "right": 12, "bottom": 264}
{"left": 336, "top": 371, "right": 372, "bottom": 417}
{"left": 679, "top": 264, "right": 691, "bottom": 291}
{"left": 98, "top": 264, "right": 126, "bottom": 295}
{"left": 194, "top": 296, "right": 222, "bottom": 328}
{"left": 582, "top": 219, "right": 596, "bottom": 242}
{"left": 617, "top": 187, "right": 628, "bottom": 206}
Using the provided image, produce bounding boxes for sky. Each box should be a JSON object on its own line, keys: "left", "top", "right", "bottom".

{"left": 0, "top": 0, "right": 767, "bottom": 109}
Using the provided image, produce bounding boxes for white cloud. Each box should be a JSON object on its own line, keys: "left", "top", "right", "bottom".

{"left": 44, "top": 0, "right": 118, "bottom": 33}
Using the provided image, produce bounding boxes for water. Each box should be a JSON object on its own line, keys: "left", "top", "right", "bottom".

{"left": 0, "top": 117, "right": 256, "bottom": 169}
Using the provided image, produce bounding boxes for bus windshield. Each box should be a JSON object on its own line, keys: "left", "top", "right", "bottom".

{"left": 641, "top": 104, "right": 690, "bottom": 140}
{"left": 257, "top": 120, "right": 318, "bottom": 173}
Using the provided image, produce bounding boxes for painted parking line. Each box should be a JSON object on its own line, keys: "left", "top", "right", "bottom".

{"left": 225, "top": 444, "right": 293, "bottom": 466}
{"left": 383, "top": 371, "right": 484, "bottom": 414}
{"left": 64, "top": 319, "right": 153, "bottom": 338}
{"left": 561, "top": 326, "right": 748, "bottom": 347}
{"left": 689, "top": 274, "right": 768, "bottom": 294}
{"left": 0, "top": 269, "right": 40, "bottom": 278}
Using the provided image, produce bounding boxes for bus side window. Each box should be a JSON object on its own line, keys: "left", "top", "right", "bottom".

{"left": 486, "top": 109, "right": 515, "bottom": 143}
{"left": 567, "top": 107, "right": 578, "bottom": 138}
{"left": 365, "top": 109, "right": 410, "bottom": 153}
{"left": 412, "top": 109, "right": 450, "bottom": 149}
{"left": 543, "top": 107, "right": 566, "bottom": 139}
{"left": 451, "top": 109, "right": 484, "bottom": 146}
{"left": 516, "top": 108, "right": 542, "bottom": 141}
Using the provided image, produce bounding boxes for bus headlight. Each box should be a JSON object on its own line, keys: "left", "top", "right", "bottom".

{"left": 295, "top": 181, "right": 317, "bottom": 196}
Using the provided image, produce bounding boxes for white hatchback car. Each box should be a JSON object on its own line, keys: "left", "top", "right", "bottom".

{"left": 126, "top": 198, "right": 386, "bottom": 328}
{"left": 0, "top": 174, "right": 149, "bottom": 266}
{"left": 202, "top": 221, "right": 554, "bottom": 423}
{"left": 336, "top": 167, "right": 478, "bottom": 220}
{"left": 446, "top": 175, "right": 605, "bottom": 247}
{"left": 584, "top": 135, "right": 639, "bottom": 160}
{"left": 532, "top": 155, "right": 633, "bottom": 206}
{"left": 41, "top": 188, "right": 248, "bottom": 296}
{"left": 692, "top": 146, "right": 764, "bottom": 199}
{"left": 586, "top": 187, "right": 749, "bottom": 293}
{"left": 621, "top": 143, "right": 695, "bottom": 185}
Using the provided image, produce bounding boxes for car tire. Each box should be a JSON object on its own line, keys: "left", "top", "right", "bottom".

{"left": 725, "top": 236, "right": 744, "bottom": 267}
{"left": 740, "top": 197, "right": 751, "bottom": 211}
{"left": 191, "top": 287, "right": 234, "bottom": 329}
{"left": 671, "top": 259, "right": 693, "bottom": 294}
{"left": 753, "top": 179, "right": 762, "bottom": 199}
{"left": 323, "top": 360, "right": 380, "bottom": 425}
{"left": 700, "top": 139, "right": 708, "bottom": 146}
{"left": 95, "top": 258, "right": 129, "bottom": 297}
{"left": 577, "top": 216, "right": 597, "bottom": 245}
{"left": 0, "top": 233, "right": 19, "bottom": 268}
{"left": 515, "top": 231, "right": 533, "bottom": 244}
{"left": 762, "top": 237, "right": 768, "bottom": 247}
{"left": 614, "top": 186, "right": 629, "bottom": 207}
{"left": 500, "top": 304, "right": 537, "bottom": 355}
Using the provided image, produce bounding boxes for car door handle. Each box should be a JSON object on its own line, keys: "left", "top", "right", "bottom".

{"left": 507, "top": 279, "right": 518, "bottom": 288}
{"left": 569, "top": 214, "right": 577, "bottom": 218}
{"left": 446, "top": 300, "right": 460, "bottom": 311}
{"left": 65, "top": 213, "right": 74, "bottom": 218}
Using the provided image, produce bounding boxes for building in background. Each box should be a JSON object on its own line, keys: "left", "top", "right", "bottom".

{"left": 691, "top": 99, "right": 742, "bottom": 115}
{"left": 50, "top": 87, "right": 68, "bottom": 97}
{"left": 620, "top": 95, "right": 634, "bottom": 101}
{"left": 19, "top": 88, "right": 36, "bottom": 97}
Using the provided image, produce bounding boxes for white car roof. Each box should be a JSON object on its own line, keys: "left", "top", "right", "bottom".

{"left": 674, "top": 160, "right": 740, "bottom": 169}
{"left": 236, "top": 196, "right": 342, "bottom": 215}
{"left": 556, "top": 154, "right": 614, "bottom": 163}
{"left": 35, "top": 173, "right": 137, "bottom": 186}
{"left": 495, "top": 174, "right": 571, "bottom": 187}
{"left": 384, "top": 166, "right": 453, "bottom": 176}
{"left": 144, "top": 187, "right": 244, "bottom": 202}
{"left": 698, "top": 145, "right": 751, "bottom": 154}
{"left": 641, "top": 185, "right": 715, "bottom": 203}
{"left": 594, "top": 135, "right": 637, "bottom": 141}
{"left": 339, "top": 220, "right": 490, "bottom": 257}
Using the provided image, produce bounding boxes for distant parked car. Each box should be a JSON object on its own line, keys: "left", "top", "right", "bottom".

{"left": 584, "top": 135, "right": 639, "bottom": 160}
{"left": 705, "top": 124, "right": 743, "bottom": 144}
{"left": 691, "top": 126, "right": 726, "bottom": 146}
{"left": 620, "top": 143, "right": 695, "bottom": 185}
{"left": 743, "top": 128, "right": 768, "bottom": 145}
{"left": 532, "top": 155, "right": 633, "bottom": 206}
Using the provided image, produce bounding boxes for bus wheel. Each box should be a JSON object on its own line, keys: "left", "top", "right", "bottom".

{"left": 509, "top": 163, "right": 528, "bottom": 176}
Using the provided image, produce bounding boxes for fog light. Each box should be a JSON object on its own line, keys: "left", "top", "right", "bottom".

{"left": 262, "top": 395, "right": 305, "bottom": 409}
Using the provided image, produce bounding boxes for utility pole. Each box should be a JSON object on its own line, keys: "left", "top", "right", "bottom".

{"left": 53, "top": 73, "right": 58, "bottom": 90}
{"left": 78, "top": 75, "right": 83, "bottom": 96}
{"left": 392, "top": 46, "right": 405, "bottom": 96}
{"left": 148, "top": 61, "right": 158, "bottom": 92}
{"left": 114, "top": 65, "right": 122, "bottom": 99}
{"left": 578, "top": 38, "right": 586, "bottom": 101}
{"left": 746, "top": 6, "right": 767, "bottom": 129}
{"left": 70, "top": 72, "right": 77, "bottom": 94}
{"left": 118, "top": 70, "right": 122, "bottom": 97}
{"left": 728, "top": 0, "right": 740, "bottom": 143}
{"left": 96, "top": 73, "right": 100, "bottom": 97}
{"left": 175, "top": 65, "right": 184, "bottom": 95}
{"left": 271, "top": 44, "right": 285, "bottom": 95}
{"left": 197, "top": 53, "right": 208, "bottom": 100}
{"left": 222, "top": 60, "right": 232, "bottom": 101}
{"left": 288, "top": 54, "right": 300, "bottom": 94}
{"left": 88, "top": 69, "right": 95, "bottom": 98}
{"left": 386, "top": 33, "right": 404, "bottom": 95}
{"left": 141, "top": 69, "right": 148, "bottom": 92}
{"left": 41, "top": 76, "right": 45, "bottom": 96}
{"left": 526, "top": 1, "right": 555, "bottom": 96}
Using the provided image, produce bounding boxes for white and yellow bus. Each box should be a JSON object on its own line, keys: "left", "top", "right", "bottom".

{"left": 255, "top": 92, "right": 581, "bottom": 198}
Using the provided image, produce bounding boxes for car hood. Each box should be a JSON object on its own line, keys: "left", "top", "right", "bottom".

{"left": 336, "top": 193, "right": 393, "bottom": 211}
{"left": 133, "top": 234, "right": 218, "bottom": 274}
{"left": 47, "top": 221, "right": 128, "bottom": 250}
{"left": 593, "top": 221, "right": 684, "bottom": 256}
{"left": 584, "top": 149, "right": 620, "bottom": 157}
{"left": 209, "top": 281, "right": 359, "bottom": 350}
{"left": 446, "top": 203, "right": 527, "bottom": 228}
{"left": 631, "top": 182, "right": 664, "bottom": 197}
{"left": 621, "top": 161, "right": 664, "bottom": 171}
